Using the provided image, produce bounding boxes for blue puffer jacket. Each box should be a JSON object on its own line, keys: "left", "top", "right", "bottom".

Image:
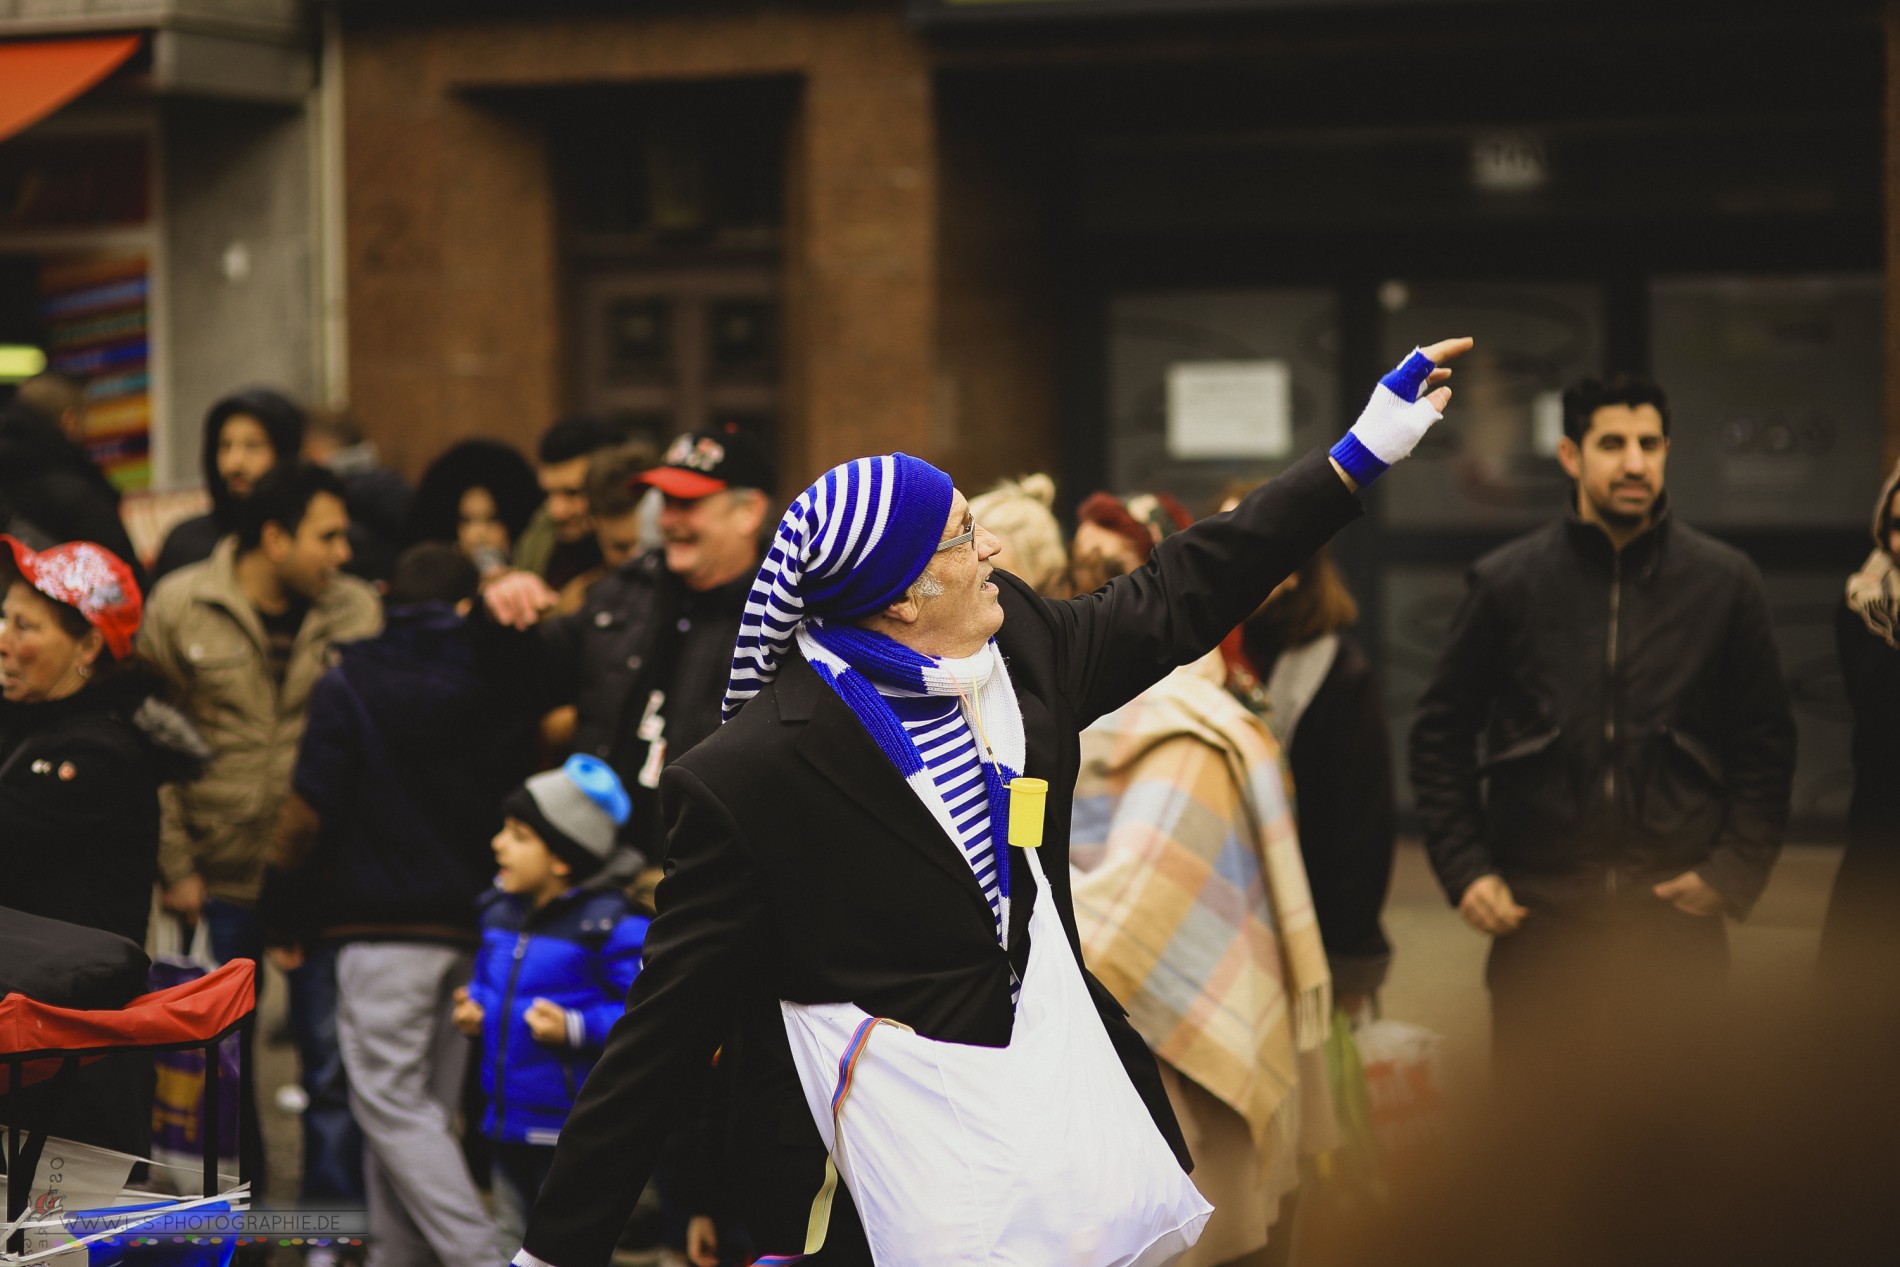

{"left": 469, "top": 878, "right": 649, "bottom": 1146}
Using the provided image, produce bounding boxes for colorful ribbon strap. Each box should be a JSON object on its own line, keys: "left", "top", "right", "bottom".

{"left": 755, "top": 1015, "right": 913, "bottom": 1266}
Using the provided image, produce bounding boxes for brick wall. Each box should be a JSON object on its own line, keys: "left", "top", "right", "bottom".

{"left": 339, "top": 5, "right": 956, "bottom": 492}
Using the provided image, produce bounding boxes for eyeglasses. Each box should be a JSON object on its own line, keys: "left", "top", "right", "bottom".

{"left": 936, "top": 515, "right": 977, "bottom": 553}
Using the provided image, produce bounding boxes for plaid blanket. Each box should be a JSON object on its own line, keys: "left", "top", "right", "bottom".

{"left": 1072, "top": 654, "right": 1331, "bottom": 1168}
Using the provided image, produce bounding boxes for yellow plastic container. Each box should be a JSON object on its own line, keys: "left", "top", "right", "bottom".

{"left": 1007, "top": 777, "right": 1049, "bottom": 848}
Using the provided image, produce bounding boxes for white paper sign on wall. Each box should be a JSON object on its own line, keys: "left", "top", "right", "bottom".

{"left": 1166, "top": 360, "right": 1292, "bottom": 460}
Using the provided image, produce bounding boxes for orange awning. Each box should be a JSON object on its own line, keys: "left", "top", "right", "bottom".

{"left": 0, "top": 35, "right": 142, "bottom": 144}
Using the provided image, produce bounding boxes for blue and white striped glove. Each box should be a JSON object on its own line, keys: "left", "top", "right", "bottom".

{"left": 1329, "top": 347, "right": 1443, "bottom": 487}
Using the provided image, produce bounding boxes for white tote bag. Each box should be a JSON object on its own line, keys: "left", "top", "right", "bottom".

{"left": 777, "top": 848, "right": 1212, "bottom": 1267}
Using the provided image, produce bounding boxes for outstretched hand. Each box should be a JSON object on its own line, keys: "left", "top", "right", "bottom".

{"left": 483, "top": 569, "right": 560, "bottom": 630}
{"left": 1330, "top": 336, "right": 1474, "bottom": 492}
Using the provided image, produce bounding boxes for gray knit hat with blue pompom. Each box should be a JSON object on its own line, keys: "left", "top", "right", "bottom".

{"left": 502, "top": 754, "right": 631, "bottom": 879}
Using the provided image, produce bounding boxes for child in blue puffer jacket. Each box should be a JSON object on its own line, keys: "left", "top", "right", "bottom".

{"left": 452, "top": 754, "right": 649, "bottom": 1244}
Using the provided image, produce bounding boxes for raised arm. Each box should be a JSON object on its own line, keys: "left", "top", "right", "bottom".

{"left": 1044, "top": 338, "right": 1471, "bottom": 726}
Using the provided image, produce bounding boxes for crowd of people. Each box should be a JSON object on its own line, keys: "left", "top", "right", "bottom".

{"left": 0, "top": 343, "right": 1889, "bottom": 1267}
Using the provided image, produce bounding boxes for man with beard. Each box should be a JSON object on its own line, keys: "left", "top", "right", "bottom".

{"left": 482, "top": 424, "right": 774, "bottom": 862}
{"left": 151, "top": 388, "right": 307, "bottom": 585}
{"left": 1410, "top": 373, "right": 1796, "bottom": 1072}
{"left": 512, "top": 415, "right": 625, "bottom": 591}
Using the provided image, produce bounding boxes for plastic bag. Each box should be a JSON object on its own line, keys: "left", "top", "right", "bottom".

{"left": 1353, "top": 1018, "right": 1446, "bottom": 1191}
{"left": 145, "top": 920, "right": 239, "bottom": 1193}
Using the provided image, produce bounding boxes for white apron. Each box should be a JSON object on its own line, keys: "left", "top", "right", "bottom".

{"left": 775, "top": 848, "right": 1212, "bottom": 1266}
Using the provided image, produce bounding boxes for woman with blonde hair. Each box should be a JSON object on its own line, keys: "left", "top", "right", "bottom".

{"left": 968, "top": 473, "right": 1070, "bottom": 598}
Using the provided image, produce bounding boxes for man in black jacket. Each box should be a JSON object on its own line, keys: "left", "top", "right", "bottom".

{"left": 510, "top": 339, "right": 1470, "bottom": 1267}
{"left": 482, "top": 425, "right": 775, "bottom": 860}
{"left": 1410, "top": 373, "right": 1796, "bottom": 1065}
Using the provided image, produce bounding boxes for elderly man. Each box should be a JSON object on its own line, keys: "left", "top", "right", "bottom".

{"left": 511, "top": 339, "right": 1471, "bottom": 1267}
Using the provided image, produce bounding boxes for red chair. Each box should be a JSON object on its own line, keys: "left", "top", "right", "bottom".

{"left": 1, "top": 958, "right": 255, "bottom": 1257}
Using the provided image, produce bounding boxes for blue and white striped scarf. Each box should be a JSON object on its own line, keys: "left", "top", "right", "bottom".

{"left": 797, "top": 619, "right": 1026, "bottom": 946}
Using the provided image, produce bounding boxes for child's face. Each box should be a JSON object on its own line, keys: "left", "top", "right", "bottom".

{"left": 492, "top": 817, "right": 567, "bottom": 898}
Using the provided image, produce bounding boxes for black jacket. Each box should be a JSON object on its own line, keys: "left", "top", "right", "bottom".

{"left": 1410, "top": 500, "right": 1796, "bottom": 918}
{"left": 1836, "top": 599, "right": 1900, "bottom": 842}
{"left": 258, "top": 604, "right": 538, "bottom": 945}
{"left": 0, "top": 674, "right": 208, "bottom": 947}
{"left": 1817, "top": 600, "right": 1900, "bottom": 977}
{"left": 518, "top": 447, "right": 1361, "bottom": 1267}
{"left": 497, "top": 550, "right": 754, "bottom": 858}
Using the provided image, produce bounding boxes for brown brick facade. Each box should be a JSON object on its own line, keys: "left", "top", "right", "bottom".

{"left": 341, "top": 6, "right": 987, "bottom": 493}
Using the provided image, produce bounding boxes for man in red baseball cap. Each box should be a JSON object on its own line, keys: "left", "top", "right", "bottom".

{"left": 480, "top": 423, "right": 776, "bottom": 865}
{"left": 637, "top": 426, "right": 777, "bottom": 594}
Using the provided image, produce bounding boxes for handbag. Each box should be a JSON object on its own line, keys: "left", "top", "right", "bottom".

{"left": 774, "top": 848, "right": 1211, "bottom": 1267}
{"left": 145, "top": 918, "right": 240, "bottom": 1194}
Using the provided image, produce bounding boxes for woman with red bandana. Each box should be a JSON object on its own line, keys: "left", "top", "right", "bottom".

{"left": 0, "top": 536, "right": 208, "bottom": 948}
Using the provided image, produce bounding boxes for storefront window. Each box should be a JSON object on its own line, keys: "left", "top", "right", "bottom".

{"left": 0, "top": 133, "right": 156, "bottom": 491}
{"left": 1377, "top": 279, "right": 1602, "bottom": 530}
{"left": 1650, "top": 274, "right": 1883, "bottom": 529}
{"left": 1106, "top": 287, "right": 1337, "bottom": 512}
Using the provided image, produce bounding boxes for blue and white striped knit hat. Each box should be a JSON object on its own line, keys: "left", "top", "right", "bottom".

{"left": 725, "top": 453, "right": 954, "bottom": 720}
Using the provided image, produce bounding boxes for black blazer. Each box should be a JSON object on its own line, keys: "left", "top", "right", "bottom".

{"left": 520, "top": 448, "right": 1362, "bottom": 1267}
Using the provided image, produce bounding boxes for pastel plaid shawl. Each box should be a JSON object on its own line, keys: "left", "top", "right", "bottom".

{"left": 1070, "top": 655, "right": 1331, "bottom": 1169}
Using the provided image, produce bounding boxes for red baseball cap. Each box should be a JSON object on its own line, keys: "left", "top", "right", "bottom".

{"left": 0, "top": 535, "right": 143, "bottom": 660}
{"left": 638, "top": 425, "right": 777, "bottom": 500}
